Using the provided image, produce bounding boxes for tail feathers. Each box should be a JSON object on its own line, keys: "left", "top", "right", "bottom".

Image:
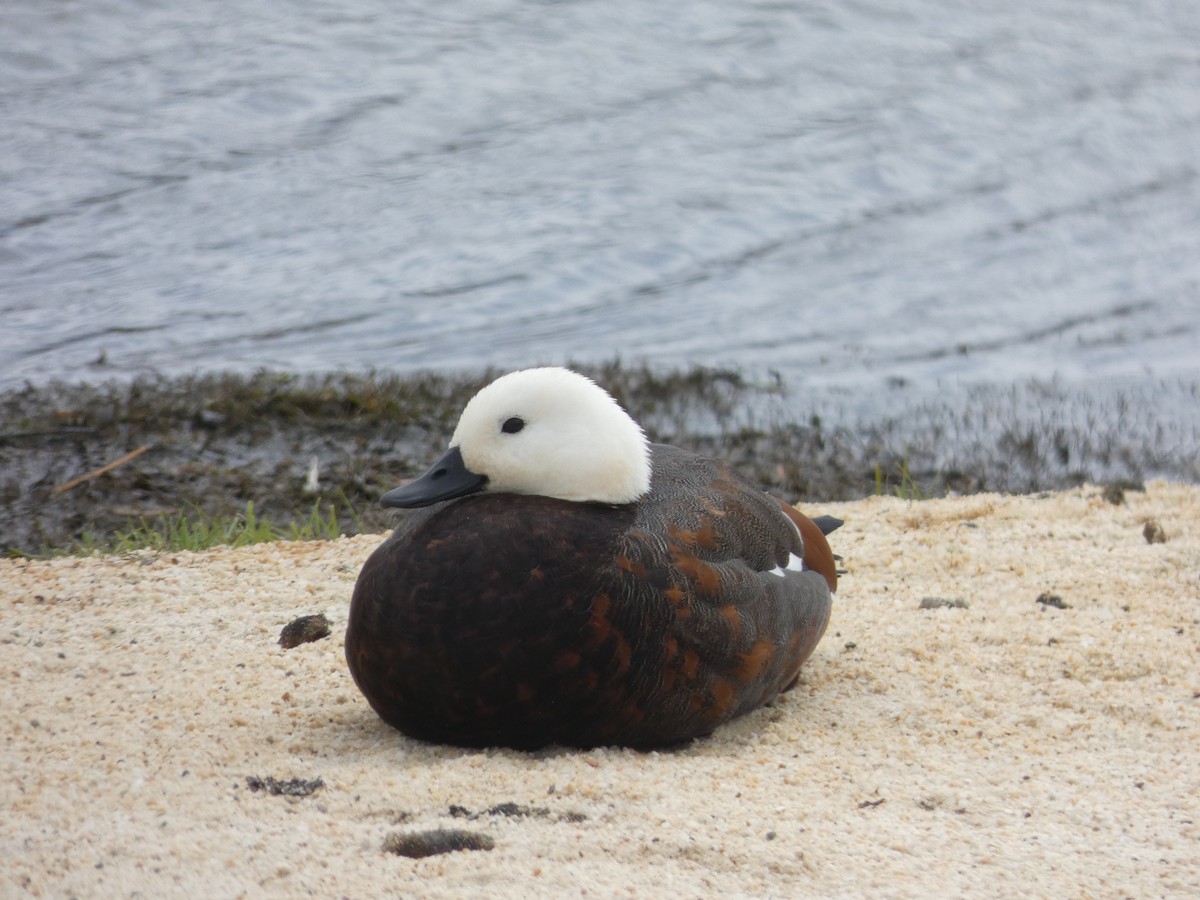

{"left": 811, "top": 515, "right": 843, "bottom": 536}
{"left": 770, "top": 498, "right": 840, "bottom": 594}
{"left": 805, "top": 513, "right": 848, "bottom": 584}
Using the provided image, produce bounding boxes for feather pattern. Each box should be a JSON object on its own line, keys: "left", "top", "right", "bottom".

{"left": 346, "top": 444, "right": 836, "bottom": 749}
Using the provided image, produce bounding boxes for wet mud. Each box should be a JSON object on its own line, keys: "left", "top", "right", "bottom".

{"left": 2, "top": 364, "right": 1195, "bottom": 555}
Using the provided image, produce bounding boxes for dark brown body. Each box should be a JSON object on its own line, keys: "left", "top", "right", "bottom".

{"left": 345, "top": 444, "right": 835, "bottom": 749}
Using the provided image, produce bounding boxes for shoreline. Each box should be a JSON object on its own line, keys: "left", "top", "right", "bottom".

{"left": 4, "top": 482, "right": 1197, "bottom": 896}
{"left": 3, "top": 366, "right": 1197, "bottom": 555}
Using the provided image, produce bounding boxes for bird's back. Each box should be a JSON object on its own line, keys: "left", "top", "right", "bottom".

{"left": 345, "top": 444, "right": 834, "bottom": 748}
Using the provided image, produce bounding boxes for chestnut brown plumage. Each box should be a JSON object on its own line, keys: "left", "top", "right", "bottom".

{"left": 346, "top": 443, "right": 838, "bottom": 749}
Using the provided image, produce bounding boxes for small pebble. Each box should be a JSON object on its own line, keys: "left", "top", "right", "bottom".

{"left": 245, "top": 775, "right": 324, "bottom": 797}
{"left": 919, "top": 597, "right": 970, "bottom": 610}
{"left": 383, "top": 829, "right": 495, "bottom": 859}
{"left": 1142, "top": 519, "right": 1167, "bottom": 544}
{"left": 1036, "top": 592, "right": 1069, "bottom": 610}
{"left": 279, "top": 614, "right": 331, "bottom": 649}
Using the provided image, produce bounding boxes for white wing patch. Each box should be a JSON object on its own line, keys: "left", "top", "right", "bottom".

{"left": 768, "top": 554, "right": 806, "bottom": 578}
{"left": 766, "top": 497, "right": 808, "bottom": 578}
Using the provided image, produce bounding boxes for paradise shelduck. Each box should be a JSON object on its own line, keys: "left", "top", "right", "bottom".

{"left": 345, "top": 367, "right": 841, "bottom": 749}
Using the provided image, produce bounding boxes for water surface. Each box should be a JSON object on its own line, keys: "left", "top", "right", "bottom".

{"left": 3, "top": 0, "right": 1198, "bottom": 421}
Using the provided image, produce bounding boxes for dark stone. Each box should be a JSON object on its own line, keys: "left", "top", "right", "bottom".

{"left": 382, "top": 829, "right": 495, "bottom": 858}
{"left": 1142, "top": 519, "right": 1167, "bottom": 544}
{"left": 1036, "top": 592, "right": 1069, "bottom": 610}
{"left": 245, "top": 775, "right": 323, "bottom": 797}
{"left": 919, "top": 597, "right": 970, "bottom": 610}
{"left": 278, "top": 614, "right": 331, "bottom": 649}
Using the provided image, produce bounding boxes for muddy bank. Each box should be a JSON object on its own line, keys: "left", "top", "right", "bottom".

{"left": 2, "top": 364, "right": 1196, "bottom": 554}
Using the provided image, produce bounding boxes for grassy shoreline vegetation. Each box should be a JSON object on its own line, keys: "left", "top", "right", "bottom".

{"left": 2, "top": 364, "right": 1197, "bottom": 556}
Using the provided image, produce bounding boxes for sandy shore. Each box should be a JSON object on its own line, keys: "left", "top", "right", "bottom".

{"left": 3, "top": 484, "right": 1198, "bottom": 898}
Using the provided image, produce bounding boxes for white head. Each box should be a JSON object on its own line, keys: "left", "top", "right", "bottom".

{"left": 381, "top": 367, "right": 652, "bottom": 508}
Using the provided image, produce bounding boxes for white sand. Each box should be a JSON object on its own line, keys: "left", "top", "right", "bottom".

{"left": 3, "top": 484, "right": 1198, "bottom": 898}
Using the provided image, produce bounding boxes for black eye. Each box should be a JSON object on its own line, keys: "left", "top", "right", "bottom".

{"left": 501, "top": 416, "right": 525, "bottom": 434}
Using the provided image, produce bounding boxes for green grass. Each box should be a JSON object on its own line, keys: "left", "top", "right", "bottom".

{"left": 874, "top": 458, "right": 925, "bottom": 500}
{"left": 71, "top": 499, "right": 356, "bottom": 556}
